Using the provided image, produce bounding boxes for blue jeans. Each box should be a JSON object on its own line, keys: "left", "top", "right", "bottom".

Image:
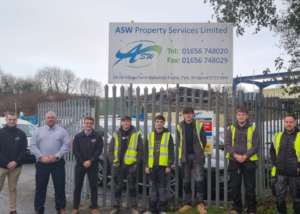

{"left": 34, "top": 159, "right": 66, "bottom": 212}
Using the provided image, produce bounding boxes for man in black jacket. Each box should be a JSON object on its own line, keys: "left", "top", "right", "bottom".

{"left": 71, "top": 116, "right": 103, "bottom": 214}
{"left": 225, "top": 107, "right": 259, "bottom": 214}
{"left": 0, "top": 112, "right": 27, "bottom": 214}
{"left": 176, "top": 106, "right": 207, "bottom": 214}
{"left": 108, "top": 115, "right": 143, "bottom": 214}
{"left": 270, "top": 113, "right": 300, "bottom": 214}
{"left": 144, "top": 115, "right": 174, "bottom": 214}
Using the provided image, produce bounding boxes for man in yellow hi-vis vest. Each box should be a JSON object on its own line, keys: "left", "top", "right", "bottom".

{"left": 108, "top": 115, "right": 143, "bottom": 214}
{"left": 225, "top": 107, "right": 259, "bottom": 214}
{"left": 270, "top": 113, "right": 300, "bottom": 214}
{"left": 176, "top": 106, "right": 207, "bottom": 214}
{"left": 143, "top": 115, "right": 174, "bottom": 214}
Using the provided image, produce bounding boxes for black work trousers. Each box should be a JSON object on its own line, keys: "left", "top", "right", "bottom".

{"left": 181, "top": 154, "right": 205, "bottom": 205}
{"left": 34, "top": 159, "right": 66, "bottom": 212}
{"left": 273, "top": 174, "right": 300, "bottom": 214}
{"left": 228, "top": 160, "right": 257, "bottom": 214}
{"left": 113, "top": 164, "right": 137, "bottom": 208}
{"left": 148, "top": 166, "right": 168, "bottom": 213}
{"left": 73, "top": 163, "right": 98, "bottom": 209}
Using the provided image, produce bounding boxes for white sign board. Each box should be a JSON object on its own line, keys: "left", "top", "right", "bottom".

{"left": 194, "top": 110, "right": 214, "bottom": 154}
{"left": 109, "top": 23, "right": 233, "bottom": 84}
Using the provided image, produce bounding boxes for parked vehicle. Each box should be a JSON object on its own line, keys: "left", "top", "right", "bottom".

{"left": 0, "top": 117, "right": 37, "bottom": 159}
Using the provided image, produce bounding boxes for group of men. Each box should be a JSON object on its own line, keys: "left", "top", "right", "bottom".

{"left": 0, "top": 106, "right": 299, "bottom": 214}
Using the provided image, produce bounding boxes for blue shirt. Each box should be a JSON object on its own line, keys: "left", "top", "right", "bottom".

{"left": 30, "top": 125, "right": 70, "bottom": 161}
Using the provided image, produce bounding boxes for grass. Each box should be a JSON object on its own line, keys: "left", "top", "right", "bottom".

{"left": 169, "top": 195, "right": 294, "bottom": 214}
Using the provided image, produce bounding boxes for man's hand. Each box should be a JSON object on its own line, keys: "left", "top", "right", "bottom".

{"left": 40, "top": 156, "right": 50, "bottom": 163}
{"left": 234, "top": 154, "right": 246, "bottom": 163}
{"left": 145, "top": 167, "right": 150, "bottom": 174}
{"left": 7, "top": 161, "right": 17, "bottom": 170}
{"left": 83, "top": 160, "right": 91, "bottom": 168}
{"left": 240, "top": 155, "right": 247, "bottom": 163}
{"left": 48, "top": 155, "right": 57, "bottom": 163}
{"left": 166, "top": 167, "right": 171, "bottom": 174}
{"left": 297, "top": 168, "right": 299, "bottom": 173}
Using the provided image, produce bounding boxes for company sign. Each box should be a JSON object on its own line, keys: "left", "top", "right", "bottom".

{"left": 109, "top": 23, "right": 233, "bottom": 84}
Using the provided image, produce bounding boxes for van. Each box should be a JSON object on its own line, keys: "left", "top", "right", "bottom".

{"left": 0, "top": 117, "right": 37, "bottom": 159}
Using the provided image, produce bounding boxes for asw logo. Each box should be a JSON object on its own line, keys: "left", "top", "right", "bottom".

{"left": 113, "top": 40, "right": 162, "bottom": 68}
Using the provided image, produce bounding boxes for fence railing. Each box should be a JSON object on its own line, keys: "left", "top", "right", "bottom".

{"left": 37, "top": 85, "right": 300, "bottom": 209}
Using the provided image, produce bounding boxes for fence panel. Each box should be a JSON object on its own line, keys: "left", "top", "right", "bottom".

{"left": 36, "top": 85, "right": 297, "bottom": 209}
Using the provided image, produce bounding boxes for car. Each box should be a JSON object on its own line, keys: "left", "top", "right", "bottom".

{"left": 0, "top": 117, "right": 37, "bottom": 159}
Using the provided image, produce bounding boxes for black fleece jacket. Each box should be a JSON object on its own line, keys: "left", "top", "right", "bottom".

{"left": 108, "top": 125, "right": 143, "bottom": 167}
{"left": 225, "top": 120, "right": 260, "bottom": 161}
{"left": 144, "top": 127, "right": 175, "bottom": 168}
{"left": 270, "top": 127, "right": 300, "bottom": 177}
{"left": 0, "top": 125, "right": 27, "bottom": 169}
{"left": 72, "top": 129, "right": 103, "bottom": 165}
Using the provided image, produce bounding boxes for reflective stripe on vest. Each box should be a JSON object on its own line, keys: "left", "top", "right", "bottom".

{"left": 271, "top": 132, "right": 300, "bottom": 176}
{"left": 177, "top": 122, "right": 203, "bottom": 159}
{"left": 113, "top": 131, "right": 140, "bottom": 164}
{"left": 226, "top": 125, "right": 258, "bottom": 161}
{"left": 147, "top": 132, "right": 170, "bottom": 168}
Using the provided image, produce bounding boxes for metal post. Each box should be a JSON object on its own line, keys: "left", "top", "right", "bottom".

{"left": 104, "top": 85, "right": 109, "bottom": 206}
{"left": 215, "top": 91, "right": 220, "bottom": 207}
{"left": 142, "top": 87, "right": 148, "bottom": 208}
{"left": 207, "top": 89, "right": 212, "bottom": 207}
{"left": 223, "top": 91, "right": 228, "bottom": 208}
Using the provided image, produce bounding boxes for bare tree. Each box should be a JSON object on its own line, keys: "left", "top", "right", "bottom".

{"left": 123, "top": 85, "right": 136, "bottom": 97}
{"left": 35, "top": 67, "right": 55, "bottom": 92}
{"left": 61, "top": 69, "right": 80, "bottom": 94}
{"left": 0, "top": 73, "right": 15, "bottom": 96}
{"left": 79, "top": 78, "right": 104, "bottom": 97}
{"left": 52, "top": 67, "right": 63, "bottom": 92}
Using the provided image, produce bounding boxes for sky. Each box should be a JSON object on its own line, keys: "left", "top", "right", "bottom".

{"left": 0, "top": 0, "right": 289, "bottom": 91}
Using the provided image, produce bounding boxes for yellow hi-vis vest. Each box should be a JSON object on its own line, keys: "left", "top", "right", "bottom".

{"left": 226, "top": 125, "right": 258, "bottom": 161}
{"left": 113, "top": 131, "right": 140, "bottom": 165}
{"left": 177, "top": 122, "right": 203, "bottom": 159}
{"left": 271, "top": 132, "right": 300, "bottom": 176}
{"left": 147, "top": 131, "right": 170, "bottom": 168}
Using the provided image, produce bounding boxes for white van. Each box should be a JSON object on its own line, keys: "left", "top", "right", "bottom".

{"left": 0, "top": 117, "right": 37, "bottom": 159}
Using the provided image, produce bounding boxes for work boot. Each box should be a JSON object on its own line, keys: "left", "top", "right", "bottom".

{"left": 91, "top": 209, "right": 100, "bottom": 214}
{"left": 71, "top": 210, "right": 79, "bottom": 214}
{"left": 227, "top": 211, "right": 240, "bottom": 214}
{"left": 131, "top": 208, "right": 140, "bottom": 214}
{"left": 10, "top": 212, "right": 17, "bottom": 214}
{"left": 179, "top": 205, "right": 192, "bottom": 212}
{"left": 57, "top": 209, "right": 68, "bottom": 214}
{"left": 143, "top": 212, "right": 155, "bottom": 214}
{"left": 197, "top": 203, "right": 207, "bottom": 214}
{"left": 110, "top": 209, "right": 120, "bottom": 214}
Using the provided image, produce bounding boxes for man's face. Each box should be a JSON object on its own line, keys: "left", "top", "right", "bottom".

{"left": 84, "top": 119, "right": 94, "bottom": 132}
{"left": 284, "top": 116, "right": 296, "bottom": 132}
{"left": 236, "top": 112, "right": 248, "bottom": 124}
{"left": 155, "top": 119, "right": 165, "bottom": 129}
{"left": 121, "top": 119, "right": 131, "bottom": 130}
{"left": 183, "top": 112, "right": 194, "bottom": 122}
{"left": 5, "top": 115, "right": 18, "bottom": 127}
{"left": 46, "top": 113, "right": 57, "bottom": 127}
